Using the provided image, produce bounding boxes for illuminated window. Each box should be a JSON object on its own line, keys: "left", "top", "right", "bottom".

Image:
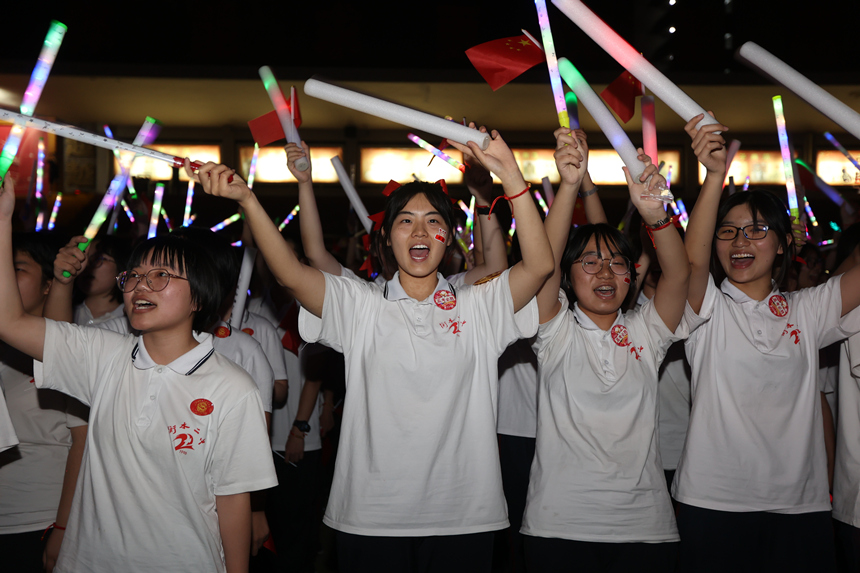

{"left": 815, "top": 150, "right": 860, "bottom": 186}
{"left": 361, "top": 148, "right": 465, "bottom": 184}
{"left": 238, "top": 146, "right": 343, "bottom": 183}
{"left": 586, "top": 149, "right": 680, "bottom": 186}
{"left": 698, "top": 150, "right": 785, "bottom": 185}
{"left": 119, "top": 145, "right": 220, "bottom": 181}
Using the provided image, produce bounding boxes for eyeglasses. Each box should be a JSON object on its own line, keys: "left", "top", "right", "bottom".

{"left": 572, "top": 254, "right": 631, "bottom": 275}
{"left": 715, "top": 224, "right": 770, "bottom": 241}
{"left": 116, "top": 269, "right": 189, "bottom": 293}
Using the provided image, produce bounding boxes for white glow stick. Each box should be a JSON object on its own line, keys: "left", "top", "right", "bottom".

{"left": 259, "top": 66, "right": 308, "bottom": 171}
{"left": 211, "top": 213, "right": 242, "bottom": 232}
{"left": 229, "top": 247, "right": 257, "bottom": 330}
{"left": 773, "top": 96, "right": 800, "bottom": 221}
{"left": 552, "top": 0, "right": 719, "bottom": 131}
{"left": 304, "top": 77, "right": 490, "bottom": 150}
{"left": 641, "top": 95, "right": 657, "bottom": 165}
{"left": 541, "top": 176, "right": 555, "bottom": 206}
{"left": 331, "top": 155, "right": 372, "bottom": 234}
{"left": 723, "top": 139, "right": 741, "bottom": 186}
{"left": 823, "top": 132, "right": 860, "bottom": 173}
{"left": 558, "top": 58, "right": 672, "bottom": 202}
{"left": 535, "top": 0, "right": 569, "bottom": 128}
{"left": 148, "top": 183, "right": 164, "bottom": 239}
{"left": 737, "top": 42, "right": 860, "bottom": 141}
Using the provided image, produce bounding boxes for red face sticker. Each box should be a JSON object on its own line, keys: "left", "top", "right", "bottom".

{"left": 190, "top": 398, "right": 214, "bottom": 416}
{"left": 434, "top": 228, "right": 448, "bottom": 243}
{"left": 434, "top": 290, "right": 456, "bottom": 310}
{"left": 623, "top": 277, "right": 631, "bottom": 284}
{"left": 241, "top": 328, "right": 254, "bottom": 336}
{"left": 610, "top": 325, "right": 630, "bottom": 347}
{"left": 768, "top": 294, "right": 788, "bottom": 317}
{"left": 215, "top": 326, "right": 230, "bottom": 338}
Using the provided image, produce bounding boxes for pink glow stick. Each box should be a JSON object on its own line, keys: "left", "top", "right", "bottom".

{"left": 641, "top": 96, "right": 657, "bottom": 166}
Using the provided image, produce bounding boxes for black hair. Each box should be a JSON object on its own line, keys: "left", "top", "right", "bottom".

{"left": 169, "top": 227, "right": 240, "bottom": 308}
{"left": 125, "top": 235, "right": 221, "bottom": 333}
{"left": 560, "top": 223, "right": 639, "bottom": 310}
{"left": 715, "top": 190, "right": 794, "bottom": 285}
{"left": 91, "top": 235, "right": 132, "bottom": 303}
{"left": 834, "top": 223, "right": 860, "bottom": 272}
{"left": 372, "top": 181, "right": 457, "bottom": 277}
{"left": 12, "top": 232, "right": 65, "bottom": 283}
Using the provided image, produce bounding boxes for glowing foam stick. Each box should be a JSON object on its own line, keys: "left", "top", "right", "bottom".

{"left": 231, "top": 240, "right": 243, "bottom": 247}
{"left": 666, "top": 166, "right": 672, "bottom": 190}
{"left": 229, "top": 247, "right": 257, "bottom": 330}
{"left": 675, "top": 199, "right": 689, "bottom": 230}
{"left": 541, "top": 176, "right": 555, "bottom": 205}
{"left": 160, "top": 208, "right": 173, "bottom": 231}
{"left": 331, "top": 156, "right": 372, "bottom": 234}
{"left": 724, "top": 139, "right": 742, "bottom": 186}
{"left": 21, "top": 21, "right": 67, "bottom": 116}
{"left": 534, "top": 190, "right": 549, "bottom": 215}
{"left": 802, "top": 195, "right": 818, "bottom": 226}
{"left": 830, "top": 222, "right": 841, "bottom": 232}
{"left": 823, "top": 132, "right": 860, "bottom": 173}
{"left": 558, "top": 58, "right": 672, "bottom": 202}
{"left": 819, "top": 239, "right": 835, "bottom": 247}
{"left": 210, "top": 213, "right": 242, "bottom": 232}
{"left": 458, "top": 200, "right": 473, "bottom": 224}
{"left": 407, "top": 133, "right": 465, "bottom": 173}
{"left": 183, "top": 181, "right": 194, "bottom": 227}
{"left": 509, "top": 218, "right": 517, "bottom": 238}
{"left": 743, "top": 176, "right": 750, "bottom": 191}
{"left": 147, "top": 183, "right": 164, "bottom": 239}
{"left": 552, "top": 0, "right": 719, "bottom": 131}
{"left": 772, "top": 96, "right": 800, "bottom": 221}
{"left": 259, "top": 66, "right": 308, "bottom": 171}
{"left": 641, "top": 96, "right": 657, "bottom": 165}
{"left": 47, "top": 191, "right": 62, "bottom": 231}
{"left": 304, "top": 77, "right": 490, "bottom": 150}
{"left": 120, "top": 199, "right": 135, "bottom": 223}
{"left": 80, "top": 165, "right": 130, "bottom": 255}
{"left": 34, "top": 139, "right": 46, "bottom": 232}
{"left": 535, "top": 0, "right": 569, "bottom": 128}
{"left": 247, "top": 143, "right": 260, "bottom": 189}
{"left": 456, "top": 235, "right": 471, "bottom": 257}
{"left": 795, "top": 158, "right": 853, "bottom": 213}
{"left": 564, "top": 91, "right": 580, "bottom": 130}
{"left": 277, "top": 204, "right": 300, "bottom": 232}
{"left": 737, "top": 42, "right": 860, "bottom": 141}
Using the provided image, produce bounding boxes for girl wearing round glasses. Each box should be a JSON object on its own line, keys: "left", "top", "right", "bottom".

{"left": 675, "top": 116, "right": 860, "bottom": 572}
{"left": 521, "top": 128, "right": 690, "bottom": 572}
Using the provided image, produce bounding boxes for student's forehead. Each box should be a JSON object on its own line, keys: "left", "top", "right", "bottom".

{"left": 13, "top": 250, "right": 36, "bottom": 263}
{"left": 583, "top": 236, "right": 619, "bottom": 253}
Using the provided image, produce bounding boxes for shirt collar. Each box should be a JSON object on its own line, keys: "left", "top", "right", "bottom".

{"left": 572, "top": 302, "right": 622, "bottom": 332}
{"left": 131, "top": 332, "right": 215, "bottom": 375}
{"left": 384, "top": 272, "right": 453, "bottom": 303}
{"left": 719, "top": 278, "right": 780, "bottom": 304}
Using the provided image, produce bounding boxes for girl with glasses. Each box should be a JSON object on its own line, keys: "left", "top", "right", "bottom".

{"left": 675, "top": 115, "right": 860, "bottom": 572}
{"left": 522, "top": 128, "right": 690, "bottom": 572}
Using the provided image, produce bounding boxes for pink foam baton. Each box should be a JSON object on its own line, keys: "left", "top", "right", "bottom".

{"left": 259, "top": 66, "right": 308, "bottom": 172}
{"left": 823, "top": 132, "right": 860, "bottom": 173}
{"left": 737, "top": 42, "right": 860, "bottom": 141}
{"left": 47, "top": 191, "right": 62, "bottom": 231}
{"left": 772, "top": 96, "right": 800, "bottom": 223}
{"left": 535, "top": 0, "right": 569, "bottom": 128}
{"left": 148, "top": 183, "right": 165, "bottom": 239}
{"left": 331, "top": 155, "right": 372, "bottom": 234}
{"left": 407, "top": 133, "right": 465, "bottom": 173}
{"left": 34, "top": 139, "right": 46, "bottom": 232}
{"left": 558, "top": 57, "right": 672, "bottom": 202}
{"left": 541, "top": 176, "right": 555, "bottom": 206}
{"left": 641, "top": 96, "right": 657, "bottom": 165}
{"left": 552, "top": 0, "right": 719, "bottom": 131}
{"left": 304, "top": 77, "right": 490, "bottom": 150}
{"left": 723, "top": 139, "right": 741, "bottom": 186}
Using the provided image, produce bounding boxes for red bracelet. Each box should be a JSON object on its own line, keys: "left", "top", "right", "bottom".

{"left": 41, "top": 523, "right": 66, "bottom": 541}
{"left": 488, "top": 183, "right": 531, "bottom": 220}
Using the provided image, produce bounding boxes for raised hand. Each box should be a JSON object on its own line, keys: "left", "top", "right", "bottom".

{"left": 685, "top": 112, "right": 729, "bottom": 176}
{"left": 448, "top": 129, "right": 521, "bottom": 185}
{"left": 553, "top": 127, "right": 588, "bottom": 188}
{"left": 184, "top": 160, "right": 250, "bottom": 204}
{"left": 53, "top": 236, "right": 90, "bottom": 285}
{"left": 623, "top": 149, "right": 668, "bottom": 219}
{"left": 0, "top": 177, "right": 15, "bottom": 222}
{"left": 285, "top": 141, "right": 312, "bottom": 184}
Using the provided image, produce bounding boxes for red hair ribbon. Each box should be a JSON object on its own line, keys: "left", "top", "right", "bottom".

{"left": 368, "top": 211, "right": 385, "bottom": 231}
{"left": 359, "top": 255, "right": 375, "bottom": 277}
{"left": 382, "top": 180, "right": 401, "bottom": 196}
{"left": 793, "top": 256, "right": 807, "bottom": 266}
{"left": 362, "top": 234, "right": 371, "bottom": 251}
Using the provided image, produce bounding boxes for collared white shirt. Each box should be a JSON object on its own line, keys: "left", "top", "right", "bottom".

{"left": 241, "top": 310, "right": 289, "bottom": 381}
{"left": 496, "top": 338, "right": 538, "bottom": 438}
{"left": 674, "top": 275, "right": 860, "bottom": 513}
{"left": 270, "top": 341, "right": 325, "bottom": 453}
{"left": 833, "top": 331, "right": 860, "bottom": 527}
{"left": 0, "top": 387, "right": 16, "bottom": 454}
{"left": 523, "top": 289, "right": 682, "bottom": 543}
{"left": 300, "top": 269, "right": 537, "bottom": 536}
{"left": 73, "top": 301, "right": 125, "bottom": 327}
{"left": 34, "top": 320, "right": 276, "bottom": 573}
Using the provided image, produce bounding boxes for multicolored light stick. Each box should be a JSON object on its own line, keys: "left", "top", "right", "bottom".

{"left": 541, "top": 176, "right": 555, "bottom": 205}
{"left": 277, "top": 204, "right": 300, "bottom": 232}
{"left": 535, "top": 0, "right": 569, "bottom": 129}
{"left": 819, "top": 239, "right": 835, "bottom": 247}
{"left": 458, "top": 200, "right": 473, "bottom": 225}
{"left": 558, "top": 58, "right": 672, "bottom": 202}
{"left": 675, "top": 199, "right": 689, "bottom": 230}
{"left": 823, "top": 132, "right": 860, "bottom": 173}
{"left": 564, "top": 91, "right": 580, "bottom": 130}
{"left": 641, "top": 96, "right": 657, "bottom": 165}
{"left": 830, "top": 222, "right": 841, "bottom": 232}
{"left": 509, "top": 218, "right": 517, "bottom": 238}
{"left": 210, "top": 213, "right": 242, "bottom": 232}
{"left": 552, "top": 0, "right": 719, "bottom": 131}
{"left": 120, "top": 198, "right": 135, "bottom": 223}
{"left": 743, "top": 176, "right": 750, "bottom": 191}
{"left": 148, "top": 183, "right": 165, "bottom": 239}
{"left": 183, "top": 180, "right": 194, "bottom": 227}
{"left": 331, "top": 156, "right": 372, "bottom": 234}
{"left": 259, "top": 66, "right": 308, "bottom": 171}
{"left": 407, "top": 133, "right": 465, "bottom": 173}
{"left": 34, "top": 139, "right": 45, "bottom": 232}
{"left": 802, "top": 195, "right": 818, "bottom": 227}
{"left": 160, "top": 208, "right": 173, "bottom": 232}
{"left": 795, "top": 158, "right": 853, "bottom": 213}
{"left": 772, "top": 96, "right": 800, "bottom": 222}
{"left": 304, "top": 77, "right": 490, "bottom": 150}
{"left": 534, "top": 190, "right": 549, "bottom": 215}
{"left": 247, "top": 143, "right": 260, "bottom": 189}
{"left": 47, "top": 191, "right": 61, "bottom": 231}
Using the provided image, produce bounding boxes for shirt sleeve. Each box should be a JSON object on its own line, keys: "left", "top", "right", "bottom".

{"left": 683, "top": 274, "right": 719, "bottom": 346}
{"left": 0, "top": 389, "right": 18, "bottom": 453}
{"left": 252, "top": 316, "right": 289, "bottom": 381}
{"left": 467, "top": 268, "right": 539, "bottom": 356}
{"left": 848, "top": 333, "right": 860, "bottom": 378}
{"left": 244, "top": 341, "right": 275, "bottom": 413}
{"left": 792, "top": 275, "right": 859, "bottom": 348}
{"left": 298, "top": 272, "right": 374, "bottom": 354}
{"left": 64, "top": 396, "right": 90, "bottom": 429}
{"left": 632, "top": 295, "right": 686, "bottom": 366}
{"left": 533, "top": 289, "right": 571, "bottom": 364}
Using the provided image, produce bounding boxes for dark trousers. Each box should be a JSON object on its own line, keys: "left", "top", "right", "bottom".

{"left": 0, "top": 529, "right": 47, "bottom": 573}
{"left": 677, "top": 502, "right": 836, "bottom": 573}
{"left": 834, "top": 518, "right": 860, "bottom": 573}
{"left": 498, "top": 434, "right": 536, "bottom": 573}
{"left": 524, "top": 535, "right": 679, "bottom": 573}
{"left": 336, "top": 530, "right": 495, "bottom": 573}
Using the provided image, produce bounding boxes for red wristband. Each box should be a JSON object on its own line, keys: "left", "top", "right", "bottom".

{"left": 488, "top": 184, "right": 531, "bottom": 220}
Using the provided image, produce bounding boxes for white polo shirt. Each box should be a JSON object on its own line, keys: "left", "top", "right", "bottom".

{"left": 522, "top": 290, "right": 682, "bottom": 543}
{"left": 0, "top": 388, "right": 16, "bottom": 453}
{"left": 674, "top": 275, "right": 860, "bottom": 513}
{"left": 34, "top": 320, "right": 277, "bottom": 573}
{"left": 270, "top": 342, "right": 324, "bottom": 453}
{"left": 300, "top": 269, "right": 537, "bottom": 536}
{"left": 241, "top": 310, "right": 289, "bottom": 382}
{"left": 73, "top": 301, "right": 125, "bottom": 326}
{"left": 496, "top": 338, "right": 538, "bottom": 438}
{"left": 833, "top": 332, "right": 860, "bottom": 528}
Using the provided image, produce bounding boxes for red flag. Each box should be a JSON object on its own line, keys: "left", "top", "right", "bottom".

{"left": 247, "top": 93, "right": 303, "bottom": 146}
{"left": 465, "top": 34, "right": 545, "bottom": 91}
{"left": 572, "top": 196, "right": 588, "bottom": 226}
{"left": 600, "top": 71, "right": 643, "bottom": 123}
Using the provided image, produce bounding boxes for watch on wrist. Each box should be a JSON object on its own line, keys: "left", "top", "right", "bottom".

{"left": 293, "top": 420, "right": 311, "bottom": 433}
{"left": 646, "top": 216, "right": 672, "bottom": 230}
{"left": 579, "top": 185, "right": 598, "bottom": 198}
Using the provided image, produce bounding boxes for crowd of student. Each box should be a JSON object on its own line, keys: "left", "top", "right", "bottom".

{"left": 0, "top": 114, "right": 858, "bottom": 573}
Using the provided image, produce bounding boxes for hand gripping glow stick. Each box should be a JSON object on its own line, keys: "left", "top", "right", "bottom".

{"left": 210, "top": 213, "right": 242, "bottom": 232}
{"left": 823, "top": 132, "right": 860, "bottom": 173}
{"left": 247, "top": 143, "right": 260, "bottom": 189}
{"left": 794, "top": 158, "right": 853, "bottom": 213}
{"left": 183, "top": 181, "right": 194, "bottom": 227}
{"left": 541, "top": 176, "right": 555, "bottom": 205}
{"left": 558, "top": 58, "right": 672, "bottom": 202}
{"left": 772, "top": 96, "right": 800, "bottom": 222}
{"left": 552, "top": 0, "right": 719, "bottom": 131}
{"left": 277, "top": 204, "right": 300, "bottom": 232}
{"left": 259, "top": 66, "right": 309, "bottom": 172}
{"left": 641, "top": 96, "right": 657, "bottom": 165}
{"left": 47, "top": 191, "right": 62, "bottom": 231}
{"left": 724, "top": 139, "right": 742, "bottom": 187}
{"left": 330, "top": 155, "right": 373, "bottom": 234}
{"left": 148, "top": 183, "right": 165, "bottom": 238}
{"left": 737, "top": 42, "right": 860, "bottom": 141}
{"left": 535, "top": 0, "right": 569, "bottom": 128}
{"left": 407, "top": 133, "right": 465, "bottom": 173}
{"left": 304, "top": 77, "right": 490, "bottom": 150}
{"left": 34, "top": 139, "right": 46, "bottom": 232}
{"left": 229, "top": 247, "right": 257, "bottom": 330}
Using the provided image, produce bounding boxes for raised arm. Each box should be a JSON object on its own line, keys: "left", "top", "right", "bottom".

{"left": 188, "top": 162, "right": 326, "bottom": 318}
{"left": 43, "top": 236, "right": 90, "bottom": 323}
{"left": 572, "top": 130, "right": 608, "bottom": 225}
{"left": 683, "top": 114, "right": 729, "bottom": 314}
{"left": 450, "top": 130, "right": 554, "bottom": 312}
{"left": 0, "top": 178, "right": 46, "bottom": 361}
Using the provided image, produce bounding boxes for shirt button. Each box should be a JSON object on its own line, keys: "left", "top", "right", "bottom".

{"left": 604, "top": 360, "right": 609, "bottom": 365}
{"left": 150, "top": 396, "right": 156, "bottom": 401}
{"left": 156, "top": 367, "right": 163, "bottom": 373}
{"left": 757, "top": 330, "right": 762, "bottom": 335}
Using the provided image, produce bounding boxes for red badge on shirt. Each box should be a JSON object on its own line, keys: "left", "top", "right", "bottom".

{"left": 610, "top": 325, "right": 630, "bottom": 347}
{"left": 434, "top": 290, "right": 456, "bottom": 310}
{"left": 215, "top": 326, "right": 230, "bottom": 338}
{"left": 768, "top": 294, "right": 788, "bottom": 317}
{"left": 190, "top": 399, "right": 214, "bottom": 416}
{"left": 241, "top": 327, "right": 254, "bottom": 336}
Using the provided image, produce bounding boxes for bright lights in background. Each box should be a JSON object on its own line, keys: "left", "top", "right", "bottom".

{"left": 238, "top": 146, "right": 343, "bottom": 183}
{"left": 698, "top": 150, "right": 786, "bottom": 185}
{"left": 816, "top": 150, "right": 860, "bottom": 185}
{"left": 118, "top": 145, "right": 220, "bottom": 181}
{"left": 586, "top": 149, "right": 681, "bottom": 186}
{"left": 361, "top": 148, "right": 464, "bottom": 184}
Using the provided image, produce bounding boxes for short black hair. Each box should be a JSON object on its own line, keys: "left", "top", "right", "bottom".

{"left": 13, "top": 232, "right": 65, "bottom": 283}
{"left": 169, "top": 227, "right": 240, "bottom": 308}
{"left": 834, "top": 223, "right": 860, "bottom": 272}
{"left": 126, "top": 235, "right": 221, "bottom": 333}
{"left": 560, "top": 223, "right": 638, "bottom": 310}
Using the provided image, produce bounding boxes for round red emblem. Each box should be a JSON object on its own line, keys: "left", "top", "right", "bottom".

{"left": 610, "top": 325, "right": 630, "bottom": 347}
{"left": 241, "top": 328, "right": 254, "bottom": 336}
{"left": 190, "top": 398, "right": 214, "bottom": 416}
{"left": 768, "top": 295, "right": 788, "bottom": 317}
{"left": 215, "top": 326, "right": 230, "bottom": 338}
{"left": 434, "top": 290, "right": 456, "bottom": 311}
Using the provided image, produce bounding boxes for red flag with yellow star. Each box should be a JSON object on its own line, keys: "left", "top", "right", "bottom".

{"left": 600, "top": 71, "right": 644, "bottom": 123}
{"left": 466, "top": 34, "right": 545, "bottom": 91}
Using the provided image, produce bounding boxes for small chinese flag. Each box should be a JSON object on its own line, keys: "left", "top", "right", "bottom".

{"left": 465, "top": 34, "right": 545, "bottom": 91}
{"left": 247, "top": 94, "right": 303, "bottom": 146}
{"left": 600, "top": 71, "right": 644, "bottom": 123}
{"left": 572, "top": 196, "right": 588, "bottom": 226}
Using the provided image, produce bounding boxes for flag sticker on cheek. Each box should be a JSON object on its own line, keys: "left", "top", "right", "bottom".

{"left": 434, "top": 228, "right": 448, "bottom": 243}
{"left": 623, "top": 277, "right": 631, "bottom": 284}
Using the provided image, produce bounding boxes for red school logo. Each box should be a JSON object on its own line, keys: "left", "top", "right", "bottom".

{"left": 241, "top": 327, "right": 254, "bottom": 336}
{"left": 610, "top": 325, "right": 630, "bottom": 347}
{"left": 768, "top": 295, "right": 788, "bottom": 317}
{"left": 190, "top": 399, "right": 214, "bottom": 416}
{"left": 215, "top": 326, "right": 230, "bottom": 338}
{"left": 434, "top": 290, "right": 456, "bottom": 311}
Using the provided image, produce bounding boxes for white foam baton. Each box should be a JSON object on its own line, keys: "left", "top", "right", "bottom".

{"left": 229, "top": 247, "right": 257, "bottom": 330}
{"left": 724, "top": 139, "right": 742, "bottom": 187}
{"left": 331, "top": 155, "right": 372, "bottom": 234}
{"left": 259, "top": 66, "right": 309, "bottom": 171}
